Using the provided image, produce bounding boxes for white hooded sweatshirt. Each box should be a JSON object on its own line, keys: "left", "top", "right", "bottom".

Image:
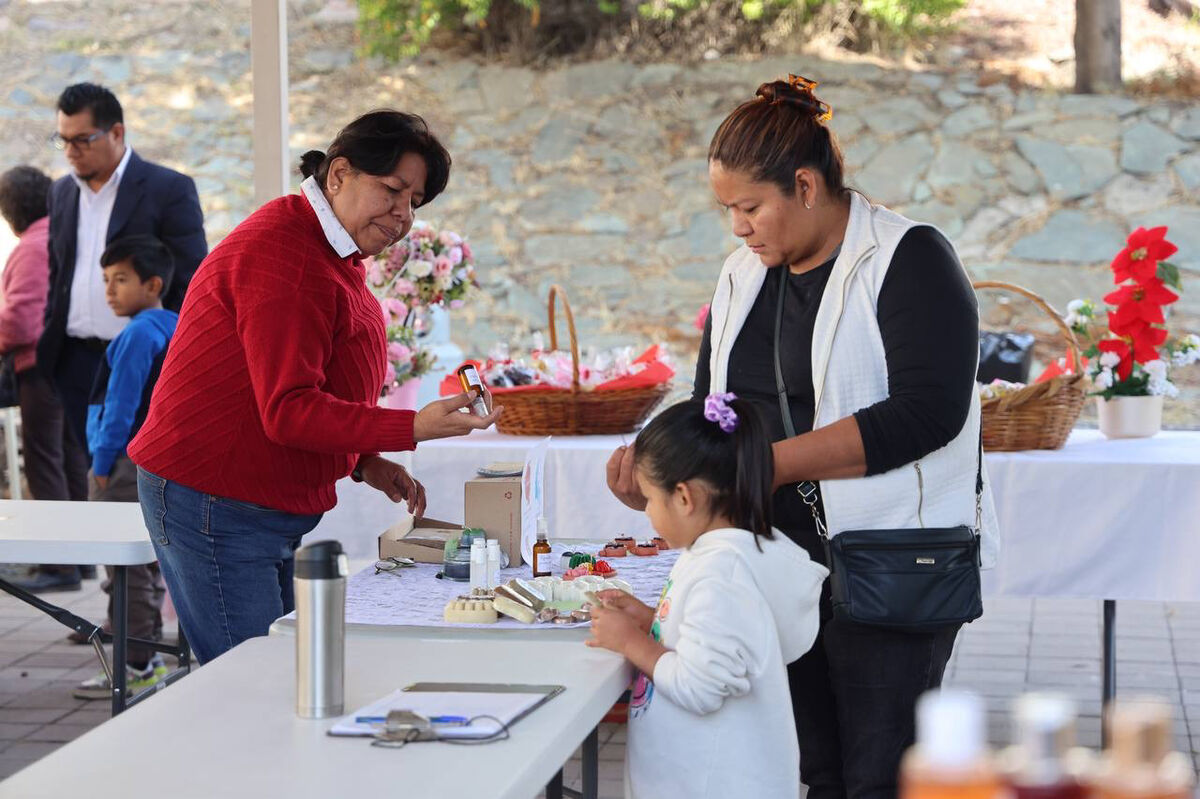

{"left": 625, "top": 527, "right": 828, "bottom": 799}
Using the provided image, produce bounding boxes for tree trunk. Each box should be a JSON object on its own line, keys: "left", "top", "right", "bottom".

{"left": 1074, "top": 0, "right": 1122, "bottom": 93}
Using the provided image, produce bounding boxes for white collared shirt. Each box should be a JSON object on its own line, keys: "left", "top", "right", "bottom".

{"left": 300, "top": 176, "right": 359, "bottom": 258}
{"left": 66, "top": 145, "right": 134, "bottom": 340}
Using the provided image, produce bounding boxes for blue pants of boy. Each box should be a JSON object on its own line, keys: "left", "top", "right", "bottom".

{"left": 136, "top": 467, "right": 322, "bottom": 664}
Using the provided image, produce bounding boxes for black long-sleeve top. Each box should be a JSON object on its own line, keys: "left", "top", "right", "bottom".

{"left": 693, "top": 226, "right": 979, "bottom": 557}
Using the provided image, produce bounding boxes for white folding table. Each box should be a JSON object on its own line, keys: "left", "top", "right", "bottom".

{"left": 0, "top": 632, "right": 631, "bottom": 799}
{"left": 0, "top": 500, "right": 191, "bottom": 715}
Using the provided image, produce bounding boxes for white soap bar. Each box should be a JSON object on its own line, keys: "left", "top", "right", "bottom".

{"left": 443, "top": 598, "right": 499, "bottom": 624}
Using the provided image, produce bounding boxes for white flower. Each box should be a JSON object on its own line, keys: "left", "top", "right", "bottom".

{"left": 1098, "top": 351, "right": 1121, "bottom": 369}
{"left": 1067, "top": 299, "right": 1086, "bottom": 313}
{"left": 1093, "top": 368, "right": 1114, "bottom": 390}
{"left": 1144, "top": 359, "right": 1168, "bottom": 381}
{"left": 435, "top": 274, "right": 453, "bottom": 291}
{"left": 405, "top": 259, "right": 434, "bottom": 278}
{"left": 1149, "top": 377, "right": 1179, "bottom": 398}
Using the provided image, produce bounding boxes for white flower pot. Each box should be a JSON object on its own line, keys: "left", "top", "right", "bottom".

{"left": 1095, "top": 395, "right": 1164, "bottom": 439}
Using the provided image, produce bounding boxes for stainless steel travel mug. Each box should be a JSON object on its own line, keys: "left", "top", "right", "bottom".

{"left": 295, "top": 540, "right": 348, "bottom": 719}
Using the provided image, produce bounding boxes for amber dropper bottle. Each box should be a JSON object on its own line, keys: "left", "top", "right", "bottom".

{"left": 900, "top": 690, "right": 1000, "bottom": 799}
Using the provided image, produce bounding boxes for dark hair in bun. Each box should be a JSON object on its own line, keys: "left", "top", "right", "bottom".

{"left": 709, "top": 74, "right": 846, "bottom": 199}
{"left": 299, "top": 150, "right": 326, "bottom": 180}
{"left": 296, "top": 110, "right": 451, "bottom": 207}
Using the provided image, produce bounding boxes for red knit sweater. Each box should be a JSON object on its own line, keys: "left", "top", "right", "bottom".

{"left": 128, "top": 194, "right": 415, "bottom": 515}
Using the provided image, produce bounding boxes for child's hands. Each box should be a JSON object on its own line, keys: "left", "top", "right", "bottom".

{"left": 586, "top": 604, "right": 647, "bottom": 655}
{"left": 593, "top": 590, "right": 655, "bottom": 633}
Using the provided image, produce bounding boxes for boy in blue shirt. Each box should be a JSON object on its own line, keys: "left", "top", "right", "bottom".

{"left": 74, "top": 235, "right": 178, "bottom": 700}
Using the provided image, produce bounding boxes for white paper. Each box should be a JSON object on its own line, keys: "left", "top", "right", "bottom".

{"left": 520, "top": 437, "right": 550, "bottom": 565}
{"left": 329, "top": 689, "right": 549, "bottom": 738}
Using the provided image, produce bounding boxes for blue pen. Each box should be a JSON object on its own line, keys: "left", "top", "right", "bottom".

{"left": 355, "top": 715, "right": 469, "bottom": 725}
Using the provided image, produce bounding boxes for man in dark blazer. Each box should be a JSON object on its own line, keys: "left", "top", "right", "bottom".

{"left": 18, "top": 83, "right": 207, "bottom": 593}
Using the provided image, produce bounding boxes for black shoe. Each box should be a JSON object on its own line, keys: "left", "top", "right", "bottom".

{"left": 79, "top": 566, "right": 97, "bottom": 579}
{"left": 12, "top": 571, "right": 82, "bottom": 593}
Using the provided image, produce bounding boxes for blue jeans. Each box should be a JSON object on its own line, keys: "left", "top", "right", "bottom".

{"left": 137, "top": 468, "right": 323, "bottom": 664}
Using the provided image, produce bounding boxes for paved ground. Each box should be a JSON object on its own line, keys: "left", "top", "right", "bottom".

{"left": 0, "top": 577, "right": 1196, "bottom": 794}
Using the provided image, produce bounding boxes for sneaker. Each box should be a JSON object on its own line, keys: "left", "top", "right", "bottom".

{"left": 12, "top": 570, "right": 82, "bottom": 593}
{"left": 72, "top": 655, "right": 169, "bottom": 701}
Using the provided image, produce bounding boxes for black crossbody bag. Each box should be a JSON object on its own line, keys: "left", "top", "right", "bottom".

{"left": 771, "top": 266, "right": 983, "bottom": 633}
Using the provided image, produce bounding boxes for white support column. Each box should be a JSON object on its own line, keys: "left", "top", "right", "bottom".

{"left": 251, "top": 0, "right": 290, "bottom": 206}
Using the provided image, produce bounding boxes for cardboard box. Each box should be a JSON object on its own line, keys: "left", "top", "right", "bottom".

{"left": 378, "top": 516, "right": 462, "bottom": 564}
{"left": 464, "top": 475, "right": 523, "bottom": 565}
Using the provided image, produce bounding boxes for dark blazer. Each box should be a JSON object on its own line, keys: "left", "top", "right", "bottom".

{"left": 38, "top": 150, "right": 207, "bottom": 375}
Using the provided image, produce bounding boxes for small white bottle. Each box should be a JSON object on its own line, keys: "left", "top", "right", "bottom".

{"left": 469, "top": 538, "right": 487, "bottom": 592}
{"left": 485, "top": 540, "right": 501, "bottom": 589}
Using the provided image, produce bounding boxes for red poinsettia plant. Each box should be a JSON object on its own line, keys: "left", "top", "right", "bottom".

{"left": 1066, "top": 226, "right": 1199, "bottom": 399}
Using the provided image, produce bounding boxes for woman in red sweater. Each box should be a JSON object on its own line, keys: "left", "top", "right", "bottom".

{"left": 128, "top": 111, "right": 501, "bottom": 663}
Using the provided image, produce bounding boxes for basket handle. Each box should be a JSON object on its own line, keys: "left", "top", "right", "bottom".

{"left": 972, "top": 280, "right": 1082, "bottom": 375}
{"left": 546, "top": 284, "right": 581, "bottom": 393}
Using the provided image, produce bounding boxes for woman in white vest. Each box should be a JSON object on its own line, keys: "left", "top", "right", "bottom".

{"left": 608, "top": 75, "right": 999, "bottom": 798}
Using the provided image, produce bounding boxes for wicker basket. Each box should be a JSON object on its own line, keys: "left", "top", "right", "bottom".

{"left": 493, "top": 285, "right": 670, "bottom": 436}
{"left": 974, "top": 281, "right": 1089, "bottom": 451}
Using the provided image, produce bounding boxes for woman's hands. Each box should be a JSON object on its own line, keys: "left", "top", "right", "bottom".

{"left": 605, "top": 445, "right": 647, "bottom": 511}
{"left": 413, "top": 390, "right": 503, "bottom": 443}
{"left": 358, "top": 455, "right": 427, "bottom": 516}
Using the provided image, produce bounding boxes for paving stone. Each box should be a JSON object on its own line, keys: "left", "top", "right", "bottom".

{"left": 1121, "top": 121, "right": 1190, "bottom": 175}
{"left": 1014, "top": 136, "right": 1119, "bottom": 200}
{"left": 1009, "top": 210, "right": 1126, "bottom": 264}
{"left": 22, "top": 723, "right": 92, "bottom": 743}
{"left": 942, "top": 105, "right": 994, "bottom": 137}
{"left": 855, "top": 133, "right": 934, "bottom": 206}
{"left": 1173, "top": 107, "right": 1200, "bottom": 141}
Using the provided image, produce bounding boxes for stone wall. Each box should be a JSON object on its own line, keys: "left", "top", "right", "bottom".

{"left": 2, "top": 0, "right": 1197, "bottom": 424}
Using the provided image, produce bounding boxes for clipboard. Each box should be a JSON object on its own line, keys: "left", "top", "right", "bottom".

{"left": 403, "top": 682, "right": 566, "bottom": 730}
{"left": 328, "top": 682, "right": 565, "bottom": 738}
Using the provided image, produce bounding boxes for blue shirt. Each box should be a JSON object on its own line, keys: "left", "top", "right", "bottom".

{"left": 86, "top": 308, "right": 178, "bottom": 477}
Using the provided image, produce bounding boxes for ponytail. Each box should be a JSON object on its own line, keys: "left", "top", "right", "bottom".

{"left": 634, "top": 397, "right": 774, "bottom": 541}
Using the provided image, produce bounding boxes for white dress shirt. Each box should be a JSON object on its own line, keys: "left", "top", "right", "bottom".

{"left": 300, "top": 176, "right": 359, "bottom": 257}
{"left": 66, "top": 146, "right": 133, "bottom": 340}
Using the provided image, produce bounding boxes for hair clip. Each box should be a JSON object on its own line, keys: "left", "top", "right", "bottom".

{"left": 704, "top": 392, "right": 739, "bottom": 433}
{"left": 786, "top": 74, "right": 833, "bottom": 123}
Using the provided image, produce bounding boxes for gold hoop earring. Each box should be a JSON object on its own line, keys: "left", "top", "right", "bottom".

{"left": 804, "top": 200, "right": 813, "bottom": 210}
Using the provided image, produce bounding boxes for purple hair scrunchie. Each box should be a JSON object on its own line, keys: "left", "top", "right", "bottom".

{"left": 704, "top": 392, "right": 739, "bottom": 433}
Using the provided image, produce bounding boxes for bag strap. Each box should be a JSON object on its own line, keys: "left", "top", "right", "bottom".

{"left": 771, "top": 264, "right": 984, "bottom": 539}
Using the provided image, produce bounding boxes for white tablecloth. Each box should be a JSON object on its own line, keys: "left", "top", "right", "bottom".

{"left": 312, "top": 429, "right": 1200, "bottom": 603}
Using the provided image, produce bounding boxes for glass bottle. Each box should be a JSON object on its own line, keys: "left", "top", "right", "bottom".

{"left": 900, "top": 690, "right": 1000, "bottom": 799}
{"left": 532, "top": 517, "right": 552, "bottom": 578}
{"left": 998, "top": 693, "right": 1090, "bottom": 799}
{"left": 1090, "top": 697, "right": 1194, "bottom": 799}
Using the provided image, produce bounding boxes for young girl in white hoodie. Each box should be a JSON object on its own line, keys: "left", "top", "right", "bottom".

{"left": 589, "top": 393, "right": 828, "bottom": 799}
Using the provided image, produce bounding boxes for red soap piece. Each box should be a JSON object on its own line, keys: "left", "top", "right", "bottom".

{"left": 593, "top": 560, "right": 617, "bottom": 576}
{"left": 651, "top": 537, "right": 670, "bottom": 550}
{"left": 613, "top": 536, "right": 636, "bottom": 551}
{"left": 631, "top": 543, "right": 659, "bottom": 556}
{"left": 599, "top": 544, "right": 627, "bottom": 558}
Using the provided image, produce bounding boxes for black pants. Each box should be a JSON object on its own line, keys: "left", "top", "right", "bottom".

{"left": 17, "top": 365, "right": 88, "bottom": 502}
{"left": 51, "top": 336, "right": 105, "bottom": 454}
{"left": 788, "top": 617, "right": 959, "bottom": 799}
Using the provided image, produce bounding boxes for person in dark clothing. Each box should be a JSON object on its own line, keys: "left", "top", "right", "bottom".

{"left": 607, "top": 75, "right": 998, "bottom": 799}
{"left": 26, "top": 82, "right": 206, "bottom": 591}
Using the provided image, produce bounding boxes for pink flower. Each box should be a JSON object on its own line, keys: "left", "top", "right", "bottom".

{"left": 461, "top": 241, "right": 473, "bottom": 261}
{"left": 381, "top": 297, "right": 407, "bottom": 324}
{"left": 364, "top": 256, "right": 385, "bottom": 286}
{"left": 383, "top": 362, "right": 396, "bottom": 387}
{"left": 434, "top": 255, "right": 454, "bottom": 277}
{"left": 447, "top": 246, "right": 463, "bottom": 266}
{"left": 450, "top": 299, "right": 465, "bottom": 309}
{"left": 386, "top": 246, "right": 408, "bottom": 271}
{"left": 694, "top": 303, "right": 710, "bottom": 332}
{"left": 392, "top": 278, "right": 417, "bottom": 297}
{"left": 439, "top": 230, "right": 463, "bottom": 248}
{"left": 388, "top": 341, "right": 413, "bottom": 364}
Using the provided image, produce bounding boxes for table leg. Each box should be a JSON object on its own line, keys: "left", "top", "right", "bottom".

{"left": 581, "top": 725, "right": 599, "bottom": 799}
{"left": 1102, "top": 599, "right": 1116, "bottom": 748}
{"left": 111, "top": 566, "right": 128, "bottom": 717}
{"left": 545, "top": 768, "right": 564, "bottom": 799}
